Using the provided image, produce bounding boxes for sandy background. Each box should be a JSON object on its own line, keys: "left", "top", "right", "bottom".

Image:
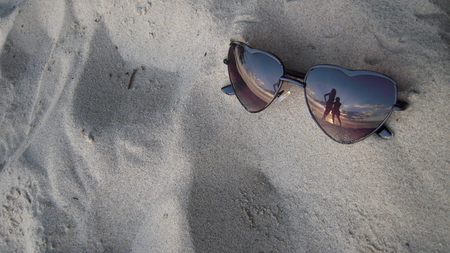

{"left": 0, "top": 0, "right": 449, "bottom": 252}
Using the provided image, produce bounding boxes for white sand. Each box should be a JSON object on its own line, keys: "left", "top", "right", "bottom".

{"left": 0, "top": 0, "right": 449, "bottom": 252}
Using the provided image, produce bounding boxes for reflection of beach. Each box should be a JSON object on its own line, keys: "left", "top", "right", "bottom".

{"left": 318, "top": 120, "right": 374, "bottom": 142}
{"left": 306, "top": 88, "right": 387, "bottom": 129}
{"left": 309, "top": 105, "right": 377, "bottom": 142}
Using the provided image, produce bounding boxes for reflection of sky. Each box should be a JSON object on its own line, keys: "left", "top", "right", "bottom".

{"left": 305, "top": 68, "right": 396, "bottom": 129}
{"left": 235, "top": 47, "right": 283, "bottom": 103}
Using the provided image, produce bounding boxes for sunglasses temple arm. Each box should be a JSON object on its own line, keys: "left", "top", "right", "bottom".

{"left": 393, "top": 100, "right": 408, "bottom": 111}
{"left": 221, "top": 85, "right": 235, "bottom": 95}
{"left": 376, "top": 126, "right": 394, "bottom": 139}
{"left": 377, "top": 100, "right": 408, "bottom": 138}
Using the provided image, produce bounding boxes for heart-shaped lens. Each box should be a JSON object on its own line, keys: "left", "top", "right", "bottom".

{"left": 228, "top": 43, "right": 284, "bottom": 112}
{"left": 304, "top": 65, "right": 397, "bottom": 143}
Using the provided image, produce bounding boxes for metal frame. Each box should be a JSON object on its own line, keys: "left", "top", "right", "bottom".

{"left": 222, "top": 41, "right": 407, "bottom": 143}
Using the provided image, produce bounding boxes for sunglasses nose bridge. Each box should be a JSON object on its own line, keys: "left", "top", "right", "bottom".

{"left": 280, "top": 76, "right": 305, "bottom": 88}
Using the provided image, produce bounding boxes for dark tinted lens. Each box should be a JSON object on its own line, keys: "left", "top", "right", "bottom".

{"left": 305, "top": 66, "right": 397, "bottom": 143}
{"left": 228, "top": 43, "right": 284, "bottom": 112}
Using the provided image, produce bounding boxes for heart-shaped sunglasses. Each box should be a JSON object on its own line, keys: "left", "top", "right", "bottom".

{"left": 221, "top": 41, "right": 407, "bottom": 144}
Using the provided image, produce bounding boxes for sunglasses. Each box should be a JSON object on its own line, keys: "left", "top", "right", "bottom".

{"left": 222, "top": 41, "right": 407, "bottom": 144}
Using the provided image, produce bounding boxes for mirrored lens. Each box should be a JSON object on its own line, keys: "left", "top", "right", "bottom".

{"left": 305, "top": 66, "right": 397, "bottom": 143}
{"left": 228, "top": 43, "right": 284, "bottom": 112}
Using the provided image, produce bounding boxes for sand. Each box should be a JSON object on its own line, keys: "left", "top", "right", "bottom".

{"left": 0, "top": 0, "right": 449, "bottom": 252}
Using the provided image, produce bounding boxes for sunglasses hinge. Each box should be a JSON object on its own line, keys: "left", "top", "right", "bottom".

{"left": 393, "top": 101, "right": 408, "bottom": 111}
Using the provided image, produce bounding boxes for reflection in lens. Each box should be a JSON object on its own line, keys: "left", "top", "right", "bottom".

{"left": 228, "top": 43, "right": 284, "bottom": 112}
{"left": 305, "top": 66, "right": 397, "bottom": 143}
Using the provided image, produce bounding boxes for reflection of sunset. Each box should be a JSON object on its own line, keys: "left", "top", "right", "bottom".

{"left": 306, "top": 88, "right": 388, "bottom": 129}
{"left": 229, "top": 43, "right": 284, "bottom": 112}
{"left": 234, "top": 48, "right": 280, "bottom": 104}
{"left": 235, "top": 50, "right": 274, "bottom": 103}
{"left": 304, "top": 66, "right": 396, "bottom": 143}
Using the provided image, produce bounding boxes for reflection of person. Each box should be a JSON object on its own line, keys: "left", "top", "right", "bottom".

{"left": 322, "top": 89, "right": 336, "bottom": 120}
{"left": 332, "top": 97, "right": 342, "bottom": 126}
